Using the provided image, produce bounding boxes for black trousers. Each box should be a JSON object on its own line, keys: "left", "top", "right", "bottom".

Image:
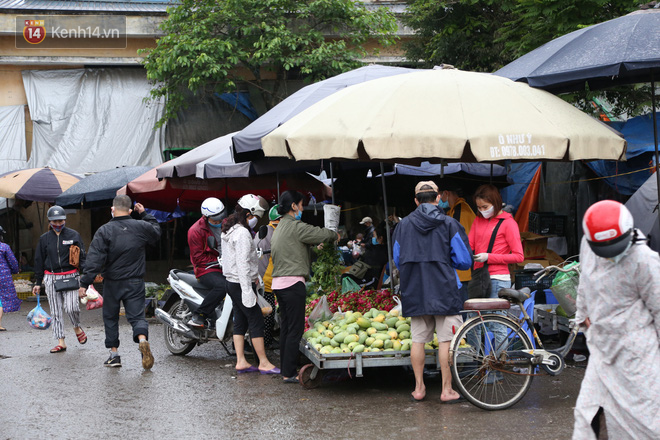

{"left": 226, "top": 281, "right": 265, "bottom": 338}
{"left": 196, "top": 271, "right": 227, "bottom": 317}
{"left": 274, "top": 281, "right": 306, "bottom": 378}
{"left": 102, "top": 278, "right": 149, "bottom": 349}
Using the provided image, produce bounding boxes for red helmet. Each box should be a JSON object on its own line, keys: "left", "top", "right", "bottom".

{"left": 583, "top": 200, "right": 634, "bottom": 259}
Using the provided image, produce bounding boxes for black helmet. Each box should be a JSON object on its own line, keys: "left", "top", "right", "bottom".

{"left": 47, "top": 205, "right": 66, "bottom": 221}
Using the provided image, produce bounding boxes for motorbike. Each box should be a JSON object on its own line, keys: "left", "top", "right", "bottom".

{"left": 155, "top": 225, "right": 271, "bottom": 356}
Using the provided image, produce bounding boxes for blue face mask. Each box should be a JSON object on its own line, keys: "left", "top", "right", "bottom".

{"left": 371, "top": 237, "right": 378, "bottom": 245}
{"left": 439, "top": 199, "right": 450, "bottom": 209}
{"left": 295, "top": 210, "right": 303, "bottom": 220}
{"left": 208, "top": 221, "right": 222, "bottom": 228}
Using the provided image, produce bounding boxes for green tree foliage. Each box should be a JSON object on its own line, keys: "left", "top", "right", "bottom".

{"left": 403, "top": 0, "right": 641, "bottom": 73}
{"left": 311, "top": 243, "right": 343, "bottom": 294}
{"left": 141, "top": 0, "right": 398, "bottom": 126}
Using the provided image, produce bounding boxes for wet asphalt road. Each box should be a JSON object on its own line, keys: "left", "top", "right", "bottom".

{"left": 1, "top": 299, "right": 586, "bottom": 440}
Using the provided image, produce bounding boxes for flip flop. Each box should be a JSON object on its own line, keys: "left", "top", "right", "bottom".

{"left": 76, "top": 329, "right": 87, "bottom": 344}
{"left": 410, "top": 393, "right": 425, "bottom": 402}
{"left": 236, "top": 365, "right": 259, "bottom": 374}
{"left": 0, "top": 327, "right": 7, "bottom": 331}
{"left": 441, "top": 397, "right": 467, "bottom": 404}
{"left": 283, "top": 377, "right": 299, "bottom": 383}
{"left": 260, "top": 367, "right": 281, "bottom": 375}
{"left": 50, "top": 345, "right": 67, "bottom": 353}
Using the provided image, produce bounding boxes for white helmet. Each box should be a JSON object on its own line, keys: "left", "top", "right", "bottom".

{"left": 238, "top": 194, "right": 265, "bottom": 218}
{"left": 201, "top": 197, "right": 226, "bottom": 221}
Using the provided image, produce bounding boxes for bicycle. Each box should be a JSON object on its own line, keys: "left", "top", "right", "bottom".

{"left": 448, "top": 263, "right": 582, "bottom": 410}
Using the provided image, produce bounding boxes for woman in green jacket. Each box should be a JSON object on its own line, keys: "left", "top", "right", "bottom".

{"left": 271, "top": 191, "right": 339, "bottom": 383}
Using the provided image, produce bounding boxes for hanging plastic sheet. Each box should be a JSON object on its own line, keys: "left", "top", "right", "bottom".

{"left": 0, "top": 104, "right": 28, "bottom": 175}
{"left": 23, "top": 68, "right": 165, "bottom": 173}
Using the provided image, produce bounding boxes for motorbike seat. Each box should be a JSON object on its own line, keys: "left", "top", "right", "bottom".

{"left": 170, "top": 269, "right": 211, "bottom": 292}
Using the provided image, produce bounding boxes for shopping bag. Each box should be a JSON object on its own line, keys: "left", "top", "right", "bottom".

{"left": 84, "top": 285, "right": 103, "bottom": 311}
{"left": 308, "top": 294, "right": 332, "bottom": 322}
{"left": 390, "top": 295, "right": 402, "bottom": 316}
{"left": 323, "top": 204, "right": 341, "bottom": 232}
{"left": 27, "top": 295, "right": 52, "bottom": 330}
{"left": 256, "top": 292, "right": 273, "bottom": 316}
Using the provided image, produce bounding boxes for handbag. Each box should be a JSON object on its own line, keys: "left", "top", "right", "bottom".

{"left": 467, "top": 219, "right": 504, "bottom": 299}
{"left": 69, "top": 245, "right": 80, "bottom": 268}
{"left": 53, "top": 274, "right": 80, "bottom": 292}
{"left": 347, "top": 260, "right": 370, "bottom": 279}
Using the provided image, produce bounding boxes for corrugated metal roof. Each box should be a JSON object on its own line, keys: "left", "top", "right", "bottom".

{"left": 0, "top": 0, "right": 179, "bottom": 13}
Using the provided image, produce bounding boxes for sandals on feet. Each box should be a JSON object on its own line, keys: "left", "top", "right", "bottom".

{"left": 50, "top": 345, "right": 67, "bottom": 353}
{"left": 0, "top": 327, "right": 7, "bottom": 331}
{"left": 76, "top": 329, "right": 87, "bottom": 344}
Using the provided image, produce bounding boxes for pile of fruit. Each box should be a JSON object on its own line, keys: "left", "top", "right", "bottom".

{"left": 305, "top": 289, "right": 397, "bottom": 317}
{"left": 303, "top": 309, "right": 440, "bottom": 355}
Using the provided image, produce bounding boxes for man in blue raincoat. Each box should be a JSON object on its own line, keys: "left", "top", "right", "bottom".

{"left": 393, "top": 181, "right": 472, "bottom": 403}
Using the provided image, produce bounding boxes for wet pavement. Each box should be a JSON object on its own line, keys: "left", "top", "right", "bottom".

{"left": 1, "top": 299, "right": 586, "bottom": 439}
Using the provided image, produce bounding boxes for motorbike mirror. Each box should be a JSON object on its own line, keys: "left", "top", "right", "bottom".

{"left": 258, "top": 225, "right": 268, "bottom": 240}
{"left": 207, "top": 235, "right": 217, "bottom": 250}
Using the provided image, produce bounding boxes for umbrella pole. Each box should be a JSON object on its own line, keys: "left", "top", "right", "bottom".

{"left": 330, "top": 162, "right": 335, "bottom": 205}
{"left": 380, "top": 162, "right": 394, "bottom": 292}
{"left": 276, "top": 172, "right": 280, "bottom": 202}
{"left": 651, "top": 76, "right": 660, "bottom": 232}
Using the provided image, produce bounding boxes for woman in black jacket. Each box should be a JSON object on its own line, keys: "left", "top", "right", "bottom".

{"left": 32, "top": 206, "right": 87, "bottom": 353}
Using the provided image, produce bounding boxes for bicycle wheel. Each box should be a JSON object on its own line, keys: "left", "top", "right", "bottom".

{"left": 451, "top": 315, "right": 534, "bottom": 410}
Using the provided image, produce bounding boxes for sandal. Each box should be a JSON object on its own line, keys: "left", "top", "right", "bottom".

{"left": 0, "top": 327, "right": 7, "bottom": 331}
{"left": 50, "top": 345, "right": 67, "bottom": 353}
{"left": 76, "top": 329, "right": 87, "bottom": 344}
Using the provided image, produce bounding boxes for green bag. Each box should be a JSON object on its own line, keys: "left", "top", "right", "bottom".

{"left": 341, "top": 276, "right": 361, "bottom": 294}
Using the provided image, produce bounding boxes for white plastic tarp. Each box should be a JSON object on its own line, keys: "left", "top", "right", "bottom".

{"left": 23, "top": 68, "right": 165, "bottom": 173}
{"left": 0, "top": 104, "right": 28, "bottom": 175}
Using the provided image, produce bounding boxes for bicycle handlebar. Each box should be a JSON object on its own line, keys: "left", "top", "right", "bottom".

{"left": 533, "top": 264, "right": 580, "bottom": 282}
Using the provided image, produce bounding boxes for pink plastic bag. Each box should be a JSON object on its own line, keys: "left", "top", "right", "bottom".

{"left": 85, "top": 285, "right": 104, "bottom": 310}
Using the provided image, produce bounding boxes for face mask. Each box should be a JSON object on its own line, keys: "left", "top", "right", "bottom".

{"left": 371, "top": 237, "right": 378, "bottom": 245}
{"left": 481, "top": 206, "right": 495, "bottom": 219}
{"left": 248, "top": 217, "right": 258, "bottom": 229}
{"left": 50, "top": 222, "right": 65, "bottom": 232}
{"left": 439, "top": 199, "right": 450, "bottom": 209}
{"left": 295, "top": 210, "right": 303, "bottom": 221}
{"left": 208, "top": 221, "right": 222, "bottom": 228}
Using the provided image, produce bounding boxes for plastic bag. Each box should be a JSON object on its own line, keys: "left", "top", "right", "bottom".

{"left": 27, "top": 295, "right": 52, "bottom": 330}
{"left": 84, "top": 285, "right": 104, "bottom": 311}
{"left": 390, "top": 295, "right": 402, "bottom": 316}
{"left": 257, "top": 292, "right": 273, "bottom": 316}
{"left": 341, "top": 276, "right": 361, "bottom": 294}
{"left": 308, "top": 294, "right": 332, "bottom": 322}
{"left": 323, "top": 204, "right": 341, "bottom": 232}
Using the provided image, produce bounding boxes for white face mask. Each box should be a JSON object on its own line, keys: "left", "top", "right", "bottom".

{"left": 481, "top": 206, "right": 495, "bottom": 219}
{"left": 248, "top": 217, "right": 258, "bottom": 229}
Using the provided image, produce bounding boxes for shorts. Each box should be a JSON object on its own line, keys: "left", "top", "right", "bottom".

{"left": 411, "top": 315, "right": 463, "bottom": 344}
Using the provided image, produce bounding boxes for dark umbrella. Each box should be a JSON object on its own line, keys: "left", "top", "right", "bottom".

{"left": 55, "top": 166, "right": 153, "bottom": 208}
{"left": 494, "top": 8, "right": 660, "bottom": 226}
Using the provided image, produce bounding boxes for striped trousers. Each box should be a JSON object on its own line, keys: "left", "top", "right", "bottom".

{"left": 44, "top": 273, "right": 81, "bottom": 340}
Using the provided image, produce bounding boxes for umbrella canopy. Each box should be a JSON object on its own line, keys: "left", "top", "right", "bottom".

{"left": 232, "top": 64, "right": 417, "bottom": 162}
{"left": 55, "top": 166, "right": 153, "bottom": 208}
{"left": 156, "top": 131, "right": 239, "bottom": 179}
{"left": 0, "top": 167, "right": 80, "bottom": 202}
{"left": 262, "top": 69, "right": 626, "bottom": 163}
{"left": 119, "top": 167, "right": 331, "bottom": 212}
{"left": 494, "top": 9, "right": 660, "bottom": 92}
{"left": 625, "top": 173, "right": 659, "bottom": 252}
{"left": 389, "top": 162, "right": 507, "bottom": 177}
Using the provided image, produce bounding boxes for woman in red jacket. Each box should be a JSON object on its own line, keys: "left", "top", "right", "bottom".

{"left": 468, "top": 184, "right": 524, "bottom": 382}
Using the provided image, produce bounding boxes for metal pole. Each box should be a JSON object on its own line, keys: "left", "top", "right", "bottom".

{"left": 329, "top": 162, "right": 335, "bottom": 205}
{"left": 651, "top": 75, "right": 659, "bottom": 234}
{"left": 276, "top": 171, "right": 280, "bottom": 202}
{"left": 380, "top": 162, "right": 394, "bottom": 292}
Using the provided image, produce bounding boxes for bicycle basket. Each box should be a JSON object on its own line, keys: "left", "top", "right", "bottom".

{"left": 550, "top": 263, "right": 580, "bottom": 317}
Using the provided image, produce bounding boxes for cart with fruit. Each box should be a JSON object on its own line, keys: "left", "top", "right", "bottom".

{"left": 297, "top": 307, "right": 441, "bottom": 389}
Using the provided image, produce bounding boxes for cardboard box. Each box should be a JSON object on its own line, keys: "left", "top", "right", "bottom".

{"left": 520, "top": 232, "right": 549, "bottom": 260}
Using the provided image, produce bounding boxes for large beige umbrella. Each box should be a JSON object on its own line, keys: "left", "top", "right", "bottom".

{"left": 262, "top": 68, "right": 626, "bottom": 162}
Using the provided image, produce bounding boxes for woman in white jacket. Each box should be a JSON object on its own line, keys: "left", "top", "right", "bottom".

{"left": 221, "top": 195, "right": 279, "bottom": 374}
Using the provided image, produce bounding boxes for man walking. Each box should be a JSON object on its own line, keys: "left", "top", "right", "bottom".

{"left": 393, "top": 181, "right": 472, "bottom": 402}
{"left": 79, "top": 195, "right": 161, "bottom": 369}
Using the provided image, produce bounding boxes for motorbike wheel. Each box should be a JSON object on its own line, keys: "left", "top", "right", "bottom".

{"left": 163, "top": 301, "right": 197, "bottom": 356}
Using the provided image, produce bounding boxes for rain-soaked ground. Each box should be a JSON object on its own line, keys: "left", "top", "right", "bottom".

{"left": 1, "top": 299, "right": 587, "bottom": 439}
